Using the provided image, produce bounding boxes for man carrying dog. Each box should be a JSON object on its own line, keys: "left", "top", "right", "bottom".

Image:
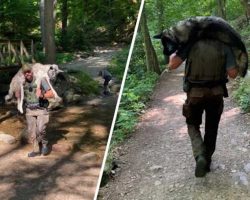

{"left": 15, "top": 63, "right": 55, "bottom": 157}
{"left": 168, "top": 39, "right": 238, "bottom": 177}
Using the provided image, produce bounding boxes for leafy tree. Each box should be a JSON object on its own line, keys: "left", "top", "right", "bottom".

{"left": 140, "top": 9, "right": 161, "bottom": 74}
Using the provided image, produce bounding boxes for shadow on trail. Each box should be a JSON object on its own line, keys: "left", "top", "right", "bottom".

{"left": 2, "top": 129, "right": 101, "bottom": 200}
{"left": 0, "top": 95, "right": 116, "bottom": 200}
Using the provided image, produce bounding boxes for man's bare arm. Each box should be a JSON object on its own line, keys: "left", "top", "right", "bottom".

{"left": 168, "top": 53, "right": 184, "bottom": 70}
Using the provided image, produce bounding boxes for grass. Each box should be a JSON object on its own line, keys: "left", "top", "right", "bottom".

{"left": 231, "top": 16, "right": 250, "bottom": 112}
{"left": 67, "top": 70, "right": 100, "bottom": 95}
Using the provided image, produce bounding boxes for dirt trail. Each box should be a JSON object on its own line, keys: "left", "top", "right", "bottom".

{"left": 0, "top": 47, "right": 120, "bottom": 200}
{"left": 99, "top": 66, "right": 250, "bottom": 200}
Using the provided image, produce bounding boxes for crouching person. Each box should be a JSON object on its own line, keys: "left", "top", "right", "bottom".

{"left": 99, "top": 69, "right": 112, "bottom": 95}
{"left": 16, "top": 64, "right": 55, "bottom": 157}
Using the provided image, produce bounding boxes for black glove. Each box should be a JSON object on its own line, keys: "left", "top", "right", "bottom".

{"left": 39, "top": 97, "right": 49, "bottom": 108}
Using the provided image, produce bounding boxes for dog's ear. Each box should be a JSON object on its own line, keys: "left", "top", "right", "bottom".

{"left": 153, "top": 33, "right": 162, "bottom": 39}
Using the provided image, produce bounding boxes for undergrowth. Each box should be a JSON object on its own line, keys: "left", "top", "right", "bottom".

{"left": 108, "top": 47, "right": 129, "bottom": 81}
{"left": 68, "top": 70, "right": 100, "bottom": 95}
{"left": 231, "top": 17, "right": 250, "bottom": 112}
{"left": 102, "top": 36, "right": 160, "bottom": 183}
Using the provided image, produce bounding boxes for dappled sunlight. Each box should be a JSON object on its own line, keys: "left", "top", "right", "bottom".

{"left": 176, "top": 125, "right": 188, "bottom": 139}
{"left": 142, "top": 108, "right": 167, "bottom": 122}
{"left": 222, "top": 107, "right": 241, "bottom": 119}
{"left": 65, "top": 106, "right": 86, "bottom": 114}
{"left": 163, "top": 93, "right": 186, "bottom": 106}
{"left": 56, "top": 114, "right": 79, "bottom": 123}
{"left": 90, "top": 124, "right": 108, "bottom": 139}
{"left": 86, "top": 98, "right": 103, "bottom": 106}
{"left": 67, "top": 127, "right": 87, "bottom": 134}
{"left": 174, "top": 72, "right": 185, "bottom": 77}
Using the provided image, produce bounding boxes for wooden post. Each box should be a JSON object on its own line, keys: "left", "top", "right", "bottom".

{"left": 8, "top": 40, "right": 11, "bottom": 57}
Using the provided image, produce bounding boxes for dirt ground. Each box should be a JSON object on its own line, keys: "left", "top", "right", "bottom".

{"left": 0, "top": 47, "right": 120, "bottom": 200}
{"left": 98, "top": 66, "right": 250, "bottom": 200}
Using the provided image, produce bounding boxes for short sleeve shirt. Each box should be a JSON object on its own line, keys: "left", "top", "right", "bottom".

{"left": 41, "top": 78, "right": 51, "bottom": 92}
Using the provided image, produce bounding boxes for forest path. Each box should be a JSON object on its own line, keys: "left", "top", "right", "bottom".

{"left": 0, "top": 46, "right": 120, "bottom": 200}
{"left": 99, "top": 66, "right": 250, "bottom": 200}
{"left": 60, "top": 47, "right": 118, "bottom": 83}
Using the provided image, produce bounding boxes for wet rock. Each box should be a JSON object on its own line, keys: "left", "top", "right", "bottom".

{"left": 48, "top": 98, "right": 64, "bottom": 110}
{"left": 0, "top": 132, "right": 16, "bottom": 144}
{"left": 244, "top": 163, "right": 250, "bottom": 173}
{"left": 64, "top": 90, "right": 75, "bottom": 103}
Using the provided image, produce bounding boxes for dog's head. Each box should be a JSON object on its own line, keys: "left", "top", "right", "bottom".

{"left": 47, "top": 64, "right": 64, "bottom": 80}
{"left": 154, "top": 30, "right": 179, "bottom": 56}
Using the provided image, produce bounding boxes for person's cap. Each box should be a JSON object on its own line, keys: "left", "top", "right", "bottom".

{"left": 22, "top": 63, "right": 32, "bottom": 73}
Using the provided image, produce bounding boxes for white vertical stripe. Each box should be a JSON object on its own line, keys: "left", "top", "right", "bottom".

{"left": 93, "top": 0, "right": 145, "bottom": 199}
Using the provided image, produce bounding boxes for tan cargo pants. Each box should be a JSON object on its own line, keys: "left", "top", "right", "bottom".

{"left": 25, "top": 108, "right": 49, "bottom": 148}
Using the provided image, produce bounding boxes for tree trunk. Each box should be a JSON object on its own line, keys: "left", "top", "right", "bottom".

{"left": 61, "top": 0, "right": 68, "bottom": 50}
{"left": 140, "top": 10, "right": 161, "bottom": 75}
{"left": 216, "top": 0, "right": 226, "bottom": 19}
{"left": 240, "top": 0, "right": 250, "bottom": 22}
{"left": 39, "top": 0, "right": 45, "bottom": 52}
{"left": 44, "top": 0, "right": 56, "bottom": 64}
{"left": 156, "top": 0, "right": 165, "bottom": 32}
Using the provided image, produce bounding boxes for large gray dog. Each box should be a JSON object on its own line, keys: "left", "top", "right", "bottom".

{"left": 154, "top": 16, "right": 248, "bottom": 77}
{"left": 5, "top": 63, "right": 63, "bottom": 113}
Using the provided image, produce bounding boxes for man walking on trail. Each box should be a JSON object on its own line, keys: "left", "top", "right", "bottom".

{"left": 168, "top": 39, "right": 238, "bottom": 177}
{"left": 15, "top": 63, "right": 55, "bottom": 157}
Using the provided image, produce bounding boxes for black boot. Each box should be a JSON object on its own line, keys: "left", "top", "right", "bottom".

{"left": 195, "top": 155, "right": 207, "bottom": 177}
{"left": 206, "top": 157, "right": 211, "bottom": 172}
{"left": 41, "top": 145, "right": 49, "bottom": 156}
{"left": 28, "top": 151, "right": 41, "bottom": 157}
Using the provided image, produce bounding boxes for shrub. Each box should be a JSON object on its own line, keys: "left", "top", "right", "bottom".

{"left": 232, "top": 78, "right": 250, "bottom": 112}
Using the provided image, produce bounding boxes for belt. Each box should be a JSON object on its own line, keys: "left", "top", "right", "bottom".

{"left": 190, "top": 82, "right": 223, "bottom": 89}
{"left": 26, "top": 103, "right": 41, "bottom": 110}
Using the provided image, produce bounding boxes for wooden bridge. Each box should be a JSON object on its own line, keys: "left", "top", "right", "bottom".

{"left": 0, "top": 40, "right": 36, "bottom": 93}
{"left": 0, "top": 39, "right": 35, "bottom": 69}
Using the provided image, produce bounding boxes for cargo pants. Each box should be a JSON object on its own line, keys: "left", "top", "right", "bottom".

{"left": 182, "top": 86, "right": 224, "bottom": 160}
{"left": 26, "top": 108, "right": 49, "bottom": 150}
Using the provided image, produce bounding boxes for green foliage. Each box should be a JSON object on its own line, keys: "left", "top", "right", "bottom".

{"left": 68, "top": 70, "right": 100, "bottom": 95}
{"left": 56, "top": 52, "right": 74, "bottom": 64}
{"left": 232, "top": 15, "right": 250, "bottom": 112}
{"left": 232, "top": 78, "right": 250, "bottom": 112}
{"left": 102, "top": 36, "right": 159, "bottom": 179}
{"left": 34, "top": 51, "right": 74, "bottom": 64}
{"left": 108, "top": 47, "right": 129, "bottom": 81}
{"left": 0, "top": 0, "right": 140, "bottom": 52}
{"left": 57, "top": 0, "right": 140, "bottom": 51}
{"left": 112, "top": 72, "right": 158, "bottom": 144}
{"left": 0, "top": 0, "right": 39, "bottom": 39}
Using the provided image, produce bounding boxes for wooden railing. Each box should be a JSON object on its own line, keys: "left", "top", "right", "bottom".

{"left": 0, "top": 39, "right": 35, "bottom": 68}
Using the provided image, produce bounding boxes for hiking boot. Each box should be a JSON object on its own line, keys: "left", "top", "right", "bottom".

{"left": 195, "top": 155, "right": 207, "bottom": 177}
{"left": 206, "top": 158, "right": 211, "bottom": 172}
{"left": 28, "top": 151, "right": 41, "bottom": 157}
{"left": 41, "top": 145, "right": 49, "bottom": 156}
